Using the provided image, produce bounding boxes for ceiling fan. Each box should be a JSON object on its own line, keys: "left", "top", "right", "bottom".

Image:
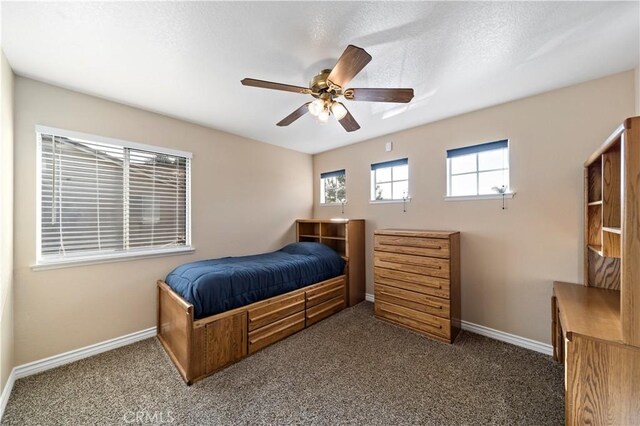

{"left": 241, "top": 45, "right": 414, "bottom": 132}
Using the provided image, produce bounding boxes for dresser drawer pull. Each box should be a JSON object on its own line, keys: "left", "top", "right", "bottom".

{"left": 379, "top": 290, "right": 442, "bottom": 309}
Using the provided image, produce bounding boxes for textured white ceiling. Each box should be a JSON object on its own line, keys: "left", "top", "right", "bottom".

{"left": 2, "top": 2, "right": 639, "bottom": 154}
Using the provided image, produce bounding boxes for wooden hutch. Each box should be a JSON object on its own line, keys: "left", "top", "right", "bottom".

{"left": 551, "top": 117, "right": 640, "bottom": 424}
{"left": 296, "top": 219, "right": 365, "bottom": 307}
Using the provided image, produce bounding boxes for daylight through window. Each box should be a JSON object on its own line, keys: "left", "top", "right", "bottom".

{"left": 370, "top": 158, "right": 409, "bottom": 201}
{"left": 320, "top": 169, "right": 346, "bottom": 204}
{"left": 447, "top": 140, "right": 509, "bottom": 197}
{"left": 37, "top": 127, "right": 192, "bottom": 265}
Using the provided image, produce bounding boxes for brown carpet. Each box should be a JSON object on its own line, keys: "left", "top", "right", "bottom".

{"left": 2, "top": 303, "right": 564, "bottom": 425}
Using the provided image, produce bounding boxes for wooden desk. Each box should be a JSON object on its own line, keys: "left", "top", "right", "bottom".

{"left": 552, "top": 282, "right": 640, "bottom": 425}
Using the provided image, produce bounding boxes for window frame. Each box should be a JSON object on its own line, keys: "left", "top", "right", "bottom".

{"left": 370, "top": 158, "right": 409, "bottom": 202}
{"left": 445, "top": 140, "right": 513, "bottom": 200}
{"left": 34, "top": 125, "right": 193, "bottom": 270}
{"left": 319, "top": 169, "right": 346, "bottom": 205}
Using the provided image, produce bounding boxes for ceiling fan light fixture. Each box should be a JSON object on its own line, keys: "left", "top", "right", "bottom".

{"left": 330, "top": 101, "right": 348, "bottom": 120}
{"left": 308, "top": 99, "right": 324, "bottom": 116}
{"left": 317, "top": 108, "right": 330, "bottom": 123}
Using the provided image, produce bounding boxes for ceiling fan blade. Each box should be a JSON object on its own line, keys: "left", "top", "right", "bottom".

{"left": 277, "top": 103, "right": 311, "bottom": 126}
{"left": 241, "top": 78, "right": 311, "bottom": 94}
{"left": 338, "top": 108, "right": 360, "bottom": 132}
{"left": 344, "top": 88, "right": 414, "bottom": 103}
{"left": 327, "top": 45, "right": 372, "bottom": 89}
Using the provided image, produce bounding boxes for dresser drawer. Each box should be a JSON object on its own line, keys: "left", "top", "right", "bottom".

{"left": 375, "top": 300, "right": 450, "bottom": 340}
{"left": 374, "top": 235, "right": 449, "bottom": 258}
{"left": 375, "top": 267, "right": 450, "bottom": 299}
{"left": 374, "top": 251, "right": 450, "bottom": 279}
{"left": 375, "top": 283, "right": 450, "bottom": 319}
{"left": 306, "top": 296, "right": 345, "bottom": 326}
{"left": 306, "top": 276, "right": 345, "bottom": 308}
{"left": 248, "top": 311, "right": 305, "bottom": 354}
{"left": 247, "top": 291, "right": 305, "bottom": 331}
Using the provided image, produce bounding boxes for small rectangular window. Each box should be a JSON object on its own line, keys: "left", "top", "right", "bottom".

{"left": 320, "top": 169, "right": 346, "bottom": 204}
{"left": 447, "top": 140, "right": 509, "bottom": 197}
{"left": 36, "top": 126, "right": 192, "bottom": 266}
{"left": 370, "top": 158, "right": 409, "bottom": 201}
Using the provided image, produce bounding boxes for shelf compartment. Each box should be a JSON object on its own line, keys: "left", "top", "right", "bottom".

{"left": 297, "top": 222, "right": 319, "bottom": 238}
{"left": 587, "top": 204, "right": 602, "bottom": 247}
{"left": 602, "top": 141, "right": 621, "bottom": 229}
{"left": 321, "top": 238, "right": 346, "bottom": 257}
{"left": 602, "top": 229, "right": 621, "bottom": 258}
{"left": 299, "top": 236, "right": 320, "bottom": 243}
{"left": 587, "top": 249, "right": 620, "bottom": 289}
{"left": 587, "top": 161, "right": 602, "bottom": 203}
{"left": 320, "top": 222, "right": 346, "bottom": 239}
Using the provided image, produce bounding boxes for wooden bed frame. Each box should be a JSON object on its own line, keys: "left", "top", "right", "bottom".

{"left": 157, "top": 272, "right": 347, "bottom": 384}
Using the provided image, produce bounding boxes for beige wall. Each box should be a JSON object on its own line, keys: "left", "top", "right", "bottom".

{"left": 0, "top": 51, "right": 15, "bottom": 393}
{"left": 313, "top": 71, "right": 635, "bottom": 345}
{"left": 13, "top": 77, "right": 313, "bottom": 364}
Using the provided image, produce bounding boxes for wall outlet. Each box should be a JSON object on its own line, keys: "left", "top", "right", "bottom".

{"left": 385, "top": 141, "right": 393, "bottom": 152}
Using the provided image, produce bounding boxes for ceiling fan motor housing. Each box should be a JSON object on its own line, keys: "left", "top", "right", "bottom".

{"left": 310, "top": 69, "right": 340, "bottom": 98}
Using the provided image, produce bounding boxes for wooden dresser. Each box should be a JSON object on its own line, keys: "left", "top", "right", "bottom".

{"left": 551, "top": 117, "right": 640, "bottom": 425}
{"left": 373, "top": 229, "right": 460, "bottom": 343}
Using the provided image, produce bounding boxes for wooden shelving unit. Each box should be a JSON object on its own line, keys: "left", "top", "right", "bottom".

{"left": 552, "top": 117, "right": 640, "bottom": 425}
{"left": 296, "top": 219, "right": 365, "bottom": 307}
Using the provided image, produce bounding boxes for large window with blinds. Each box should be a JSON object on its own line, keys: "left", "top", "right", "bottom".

{"left": 36, "top": 126, "right": 192, "bottom": 266}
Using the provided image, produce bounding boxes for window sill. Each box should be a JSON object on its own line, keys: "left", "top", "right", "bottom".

{"left": 369, "top": 199, "right": 406, "bottom": 204}
{"left": 31, "top": 246, "right": 195, "bottom": 271}
{"left": 444, "top": 192, "right": 515, "bottom": 201}
{"left": 319, "top": 203, "right": 345, "bottom": 207}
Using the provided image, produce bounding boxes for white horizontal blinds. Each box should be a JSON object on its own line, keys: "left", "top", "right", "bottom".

{"left": 128, "top": 149, "right": 188, "bottom": 249}
{"left": 41, "top": 134, "right": 125, "bottom": 257}
{"left": 40, "top": 131, "right": 190, "bottom": 261}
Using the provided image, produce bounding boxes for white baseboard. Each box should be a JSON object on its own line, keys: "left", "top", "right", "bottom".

{"left": 14, "top": 327, "right": 157, "bottom": 380}
{"left": 364, "top": 293, "right": 552, "bottom": 356}
{"left": 0, "top": 326, "right": 156, "bottom": 420}
{"left": 0, "top": 370, "right": 15, "bottom": 420}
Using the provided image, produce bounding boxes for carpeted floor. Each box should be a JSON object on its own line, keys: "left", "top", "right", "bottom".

{"left": 2, "top": 303, "right": 564, "bottom": 425}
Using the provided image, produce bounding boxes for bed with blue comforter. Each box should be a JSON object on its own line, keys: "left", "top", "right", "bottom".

{"left": 165, "top": 242, "right": 345, "bottom": 319}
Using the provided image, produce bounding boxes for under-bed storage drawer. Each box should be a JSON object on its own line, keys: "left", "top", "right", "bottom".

{"left": 375, "top": 300, "right": 450, "bottom": 340}
{"left": 248, "top": 311, "right": 306, "bottom": 354}
{"left": 306, "top": 276, "right": 345, "bottom": 308}
{"left": 374, "top": 235, "right": 450, "bottom": 258}
{"left": 247, "top": 291, "right": 305, "bottom": 331}
{"left": 375, "top": 283, "right": 450, "bottom": 319}
{"left": 306, "top": 296, "right": 345, "bottom": 326}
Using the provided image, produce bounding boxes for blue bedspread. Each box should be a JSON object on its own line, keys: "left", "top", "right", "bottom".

{"left": 165, "top": 242, "right": 345, "bottom": 319}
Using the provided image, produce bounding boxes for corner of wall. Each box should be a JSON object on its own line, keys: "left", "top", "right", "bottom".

{"left": 0, "top": 48, "right": 15, "bottom": 399}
